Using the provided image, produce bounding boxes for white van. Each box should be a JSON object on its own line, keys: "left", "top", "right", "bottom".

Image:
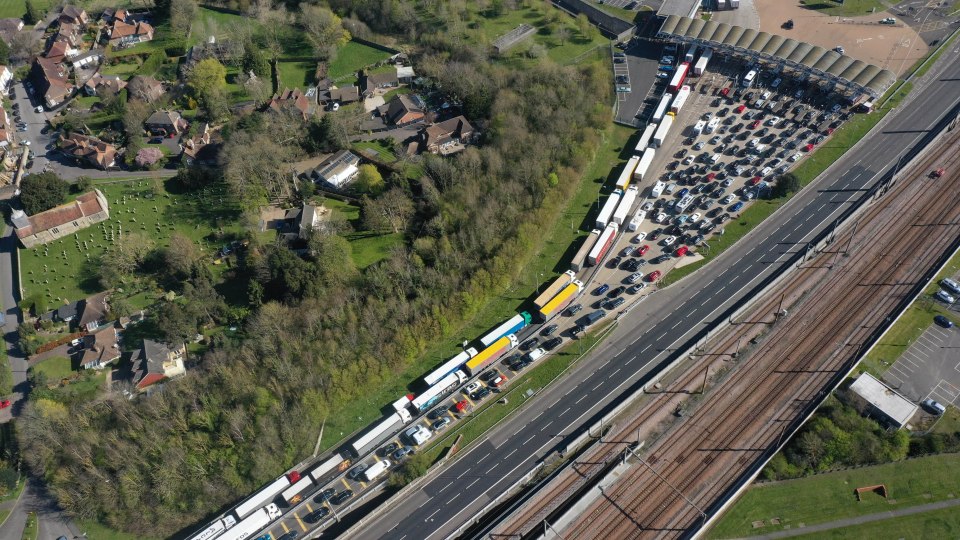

{"left": 527, "top": 348, "right": 546, "bottom": 362}
{"left": 665, "top": 183, "right": 677, "bottom": 195}
{"left": 742, "top": 69, "right": 756, "bottom": 87}
{"left": 749, "top": 138, "right": 759, "bottom": 148}
{"left": 709, "top": 153, "right": 720, "bottom": 164}
{"left": 362, "top": 459, "right": 392, "bottom": 482}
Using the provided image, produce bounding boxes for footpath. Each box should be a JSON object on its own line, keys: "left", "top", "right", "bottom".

{"left": 745, "top": 497, "right": 960, "bottom": 539}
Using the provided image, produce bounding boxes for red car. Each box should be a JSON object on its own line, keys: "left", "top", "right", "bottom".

{"left": 636, "top": 244, "right": 650, "bottom": 256}
{"left": 932, "top": 168, "right": 945, "bottom": 178}
{"left": 720, "top": 87, "right": 730, "bottom": 97}
{"left": 735, "top": 104, "right": 746, "bottom": 113}
{"left": 705, "top": 172, "right": 716, "bottom": 181}
{"left": 804, "top": 143, "right": 815, "bottom": 152}
{"left": 0, "top": 400, "right": 10, "bottom": 410}
{"left": 748, "top": 176, "right": 762, "bottom": 186}
{"left": 455, "top": 400, "right": 471, "bottom": 414}
{"left": 750, "top": 119, "right": 761, "bottom": 129}
{"left": 647, "top": 270, "right": 662, "bottom": 282}
{"left": 675, "top": 246, "right": 689, "bottom": 257}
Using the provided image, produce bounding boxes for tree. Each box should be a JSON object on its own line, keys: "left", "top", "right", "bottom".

{"left": 165, "top": 233, "right": 197, "bottom": 278}
{"left": 122, "top": 99, "right": 151, "bottom": 137}
{"left": 135, "top": 148, "right": 164, "bottom": 169}
{"left": 0, "top": 37, "right": 9, "bottom": 65}
{"left": 242, "top": 47, "right": 271, "bottom": 78}
{"left": 299, "top": 5, "right": 351, "bottom": 60}
{"left": 556, "top": 26, "right": 571, "bottom": 45}
{"left": 354, "top": 164, "right": 385, "bottom": 194}
{"left": 19, "top": 172, "right": 68, "bottom": 215}
{"left": 772, "top": 172, "right": 801, "bottom": 198}
{"left": 188, "top": 58, "right": 227, "bottom": 109}
{"left": 8, "top": 32, "right": 40, "bottom": 64}
{"left": 169, "top": 0, "right": 197, "bottom": 37}
{"left": 576, "top": 13, "right": 590, "bottom": 37}
{"left": 361, "top": 188, "right": 413, "bottom": 234}
{"left": 73, "top": 176, "right": 93, "bottom": 193}
{"left": 98, "top": 232, "right": 153, "bottom": 287}
{"left": 24, "top": 0, "right": 41, "bottom": 25}
{"left": 219, "top": 130, "right": 293, "bottom": 211}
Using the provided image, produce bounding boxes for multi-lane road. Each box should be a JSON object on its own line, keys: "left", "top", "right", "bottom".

{"left": 345, "top": 48, "right": 960, "bottom": 540}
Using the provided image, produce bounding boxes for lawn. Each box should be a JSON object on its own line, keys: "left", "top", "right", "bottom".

{"left": 188, "top": 7, "right": 261, "bottom": 48}
{"left": 708, "top": 453, "right": 960, "bottom": 538}
{"left": 277, "top": 60, "right": 316, "bottom": 90}
{"left": 345, "top": 231, "right": 404, "bottom": 269}
{"left": 100, "top": 60, "right": 142, "bottom": 78}
{"left": 788, "top": 505, "right": 960, "bottom": 540}
{"left": 0, "top": 0, "right": 51, "bottom": 18}
{"left": 327, "top": 41, "right": 393, "bottom": 81}
{"left": 352, "top": 140, "right": 399, "bottom": 163}
{"left": 31, "top": 356, "right": 74, "bottom": 382}
{"left": 19, "top": 178, "right": 245, "bottom": 307}
{"left": 800, "top": 0, "right": 897, "bottom": 17}
{"left": 78, "top": 520, "right": 159, "bottom": 540}
{"left": 21, "top": 512, "right": 36, "bottom": 540}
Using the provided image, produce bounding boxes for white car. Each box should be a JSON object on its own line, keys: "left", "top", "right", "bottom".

{"left": 34, "top": 106, "right": 43, "bottom": 113}
{"left": 682, "top": 156, "right": 694, "bottom": 165}
{"left": 627, "top": 272, "right": 644, "bottom": 284}
{"left": 789, "top": 152, "right": 802, "bottom": 163}
{"left": 689, "top": 212, "right": 701, "bottom": 223}
{"left": 22, "top": 140, "right": 30, "bottom": 146}
{"left": 655, "top": 212, "right": 667, "bottom": 223}
{"left": 621, "top": 246, "right": 634, "bottom": 257}
{"left": 640, "top": 201, "right": 654, "bottom": 212}
{"left": 766, "top": 116, "right": 780, "bottom": 126}
{"left": 660, "top": 56, "right": 674, "bottom": 64}
{"left": 465, "top": 382, "right": 481, "bottom": 395}
{"left": 936, "top": 290, "right": 956, "bottom": 304}
{"left": 632, "top": 232, "right": 647, "bottom": 243}
{"left": 662, "top": 235, "right": 677, "bottom": 247}
{"left": 721, "top": 195, "right": 735, "bottom": 204}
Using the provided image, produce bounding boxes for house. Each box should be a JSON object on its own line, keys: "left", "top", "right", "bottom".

{"left": 323, "top": 85, "right": 360, "bottom": 106}
{"left": 44, "top": 41, "right": 78, "bottom": 63}
{"left": 109, "top": 20, "right": 154, "bottom": 47}
{"left": 100, "top": 7, "right": 130, "bottom": 24}
{"left": 127, "top": 75, "right": 165, "bottom": 103}
{"left": 396, "top": 65, "right": 416, "bottom": 83}
{"left": 0, "top": 18, "right": 23, "bottom": 45}
{"left": 183, "top": 39, "right": 243, "bottom": 72}
{"left": 0, "top": 65, "right": 10, "bottom": 92}
{"left": 310, "top": 150, "right": 360, "bottom": 188}
{"left": 270, "top": 203, "right": 325, "bottom": 241}
{"left": 383, "top": 94, "right": 425, "bottom": 125}
{"left": 78, "top": 326, "right": 120, "bottom": 370}
{"left": 422, "top": 115, "right": 476, "bottom": 155}
{"left": 0, "top": 105, "right": 11, "bottom": 145}
{"left": 83, "top": 72, "right": 126, "bottom": 96}
{"left": 54, "top": 22, "right": 82, "bottom": 47}
{"left": 78, "top": 291, "right": 109, "bottom": 332}
{"left": 144, "top": 110, "right": 188, "bottom": 136}
{"left": 31, "top": 57, "right": 74, "bottom": 109}
{"left": 69, "top": 50, "right": 102, "bottom": 70}
{"left": 60, "top": 133, "right": 117, "bottom": 170}
{"left": 266, "top": 88, "right": 312, "bottom": 120}
{"left": 132, "top": 339, "right": 186, "bottom": 390}
{"left": 179, "top": 123, "right": 222, "bottom": 166}
{"left": 58, "top": 5, "right": 89, "bottom": 27}
{"left": 361, "top": 71, "right": 399, "bottom": 95}
{"left": 56, "top": 301, "right": 80, "bottom": 323}
{"left": 12, "top": 190, "right": 110, "bottom": 248}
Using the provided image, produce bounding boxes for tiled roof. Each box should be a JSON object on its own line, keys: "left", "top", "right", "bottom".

{"left": 14, "top": 190, "right": 107, "bottom": 239}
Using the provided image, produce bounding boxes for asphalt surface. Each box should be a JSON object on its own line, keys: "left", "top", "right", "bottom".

{"left": 347, "top": 50, "right": 960, "bottom": 540}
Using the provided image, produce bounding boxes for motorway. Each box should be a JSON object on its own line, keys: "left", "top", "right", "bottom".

{"left": 345, "top": 49, "right": 960, "bottom": 540}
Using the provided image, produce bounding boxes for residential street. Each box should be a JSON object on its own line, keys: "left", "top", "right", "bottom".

{"left": 0, "top": 226, "right": 26, "bottom": 421}
{"left": 0, "top": 477, "right": 82, "bottom": 540}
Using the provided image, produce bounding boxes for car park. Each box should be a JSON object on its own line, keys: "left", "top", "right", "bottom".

{"left": 647, "top": 270, "right": 662, "bottom": 282}
{"left": 605, "top": 297, "right": 625, "bottom": 310}
{"left": 379, "top": 442, "right": 399, "bottom": 456}
{"left": 541, "top": 324, "right": 559, "bottom": 336}
{"left": 921, "top": 399, "right": 947, "bottom": 415}
{"left": 721, "top": 195, "right": 735, "bottom": 204}
{"left": 632, "top": 232, "right": 647, "bottom": 243}
{"left": 635, "top": 244, "right": 650, "bottom": 256}
{"left": 730, "top": 201, "right": 745, "bottom": 212}
{"left": 314, "top": 487, "right": 336, "bottom": 503}
{"left": 607, "top": 256, "right": 622, "bottom": 268}
{"left": 465, "top": 381, "right": 482, "bottom": 395}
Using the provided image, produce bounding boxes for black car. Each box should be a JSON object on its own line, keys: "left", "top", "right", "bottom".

{"left": 427, "top": 407, "right": 448, "bottom": 420}
{"left": 607, "top": 256, "right": 622, "bottom": 269}
{"left": 607, "top": 286, "right": 626, "bottom": 298}
{"left": 569, "top": 324, "right": 584, "bottom": 335}
{"left": 314, "top": 487, "right": 336, "bottom": 504}
{"left": 512, "top": 356, "right": 532, "bottom": 371}
{"left": 566, "top": 304, "right": 583, "bottom": 316}
{"left": 605, "top": 297, "right": 625, "bottom": 310}
{"left": 278, "top": 532, "right": 299, "bottom": 540}
{"left": 379, "top": 442, "right": 399, "bottom": 457}
{"left": 481, "top": 369, "right": 501, "bottom": 382}
{"left": 347, "top": 464, "right": 368, "bottom": 480}
{"left": 331, "top": 490, "right": 354, "bottom": 505}
{"left": 304, "top": 507, "right": 330, "bottom": 524}
{"left": 522, "top": 338, "right": 539, "bottom": 351}
{"left": 471, "top": 386, "right": 491, "bottom": 400}
{"left": 543, "top": 337, "right": 563, "bottom": 351}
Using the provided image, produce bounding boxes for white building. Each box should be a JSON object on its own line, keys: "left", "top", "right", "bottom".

{"left": 310, "top": 149, "right": 360, "bottom": 188}
{"left": 849, "top": 372, "right": 918, "bottom": 429}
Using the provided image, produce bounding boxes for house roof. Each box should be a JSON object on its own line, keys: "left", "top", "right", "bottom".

{"left": 13, "top": 190, "right": 108, "bottom": 239}
{"left": 110, "top": 20, "right": 153, "bottom": 39}
{"left": 849, "top": 372, "right": 918, "bottom": 428}
{"left": 79, "top": 290, "right": 109, "bottom": 328}
{"left": 60, "top": 133, "right": 117, "bottom": 169}
{"left": 145, "top": 110, "right": 184, "bottom": 127}
{"left": 396, "top": 65, "right": 415, "bottom": 79}
{"left": 424, "top": 115, "right": 474, "bottom": 146}
{"left": 311, "top": 149, "right": 360, "bottom": 182}
{"left": 132, "top": 339, "right": 182, "bottom": 388}
{"left": 181, "top": 123, "right": 222, "bottom": 162}
{"left": 385, "top": 94, "right": 424, "bottom": 124}
{"left": 56, "top": 301, "right": 79, "bottom": 320}
{"left": 267, "top": 88, "right": 311, "bottom": 118}
{"left": 85, "top": 72, "right": 126, "bottom": 95}
{"left": 34, "top": 56, "right": 73, "bottom": 101}
{"left": 363, "top": 71, "right": 398, "bottom": 92}
{"left": 45, "top": 41, "right": 69, "bottom": 61}
{"left": 328, "top": 85, "right": 359, "bottom": 103}
{"left": 79, "top": 326, "right": 120, "bottom": 366}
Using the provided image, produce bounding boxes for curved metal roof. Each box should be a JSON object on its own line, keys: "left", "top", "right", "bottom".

{"left": 656, "top": 15, "right": 897, "bottom": 96}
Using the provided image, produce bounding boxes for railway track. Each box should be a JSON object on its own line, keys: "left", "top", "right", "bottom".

{"left": 489, "top": 126, "right": 960, "bottom": 539}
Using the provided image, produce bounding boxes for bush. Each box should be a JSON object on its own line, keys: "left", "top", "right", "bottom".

{"left": 387, "top": 452, "right": 432, "bottom": 489}
{"left": 19, "top": 173, "right": 68, "bottom": 215}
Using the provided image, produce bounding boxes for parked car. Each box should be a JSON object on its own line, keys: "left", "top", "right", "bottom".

{"left": 331, "top": 490, "right": 354, "bottom": 505}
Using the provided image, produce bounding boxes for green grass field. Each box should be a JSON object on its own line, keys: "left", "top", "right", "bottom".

{"left": 800, "top": 0, "right": 896, "bottom": 17}
{"left": 345, "top": 231, "right": 404, "bottom": 269}
{"left": 788, "top": 505, "right": 960, "bottom": 540}
{"left": 277, "top": 60, "right": 316, "bottom": 90}
{"left": 78, "top": 520, "right": 158, "bottom": 540}
{"left": 31, "top": 356, "right": 74, "bottom": 381}
{"left": 19, "top": 179, "right": 245, "bottom": 305}
{"left": 352, "top": 140, "right": 399, "bottom": 163}
{"left": 708, "top": 454, "right": 960, "bottom": 538}
{"left": 0, "top": 0, "right": 50, "bottom": 19}
{"left": 328, "top": 41, "right": 393, "bottom": 81}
